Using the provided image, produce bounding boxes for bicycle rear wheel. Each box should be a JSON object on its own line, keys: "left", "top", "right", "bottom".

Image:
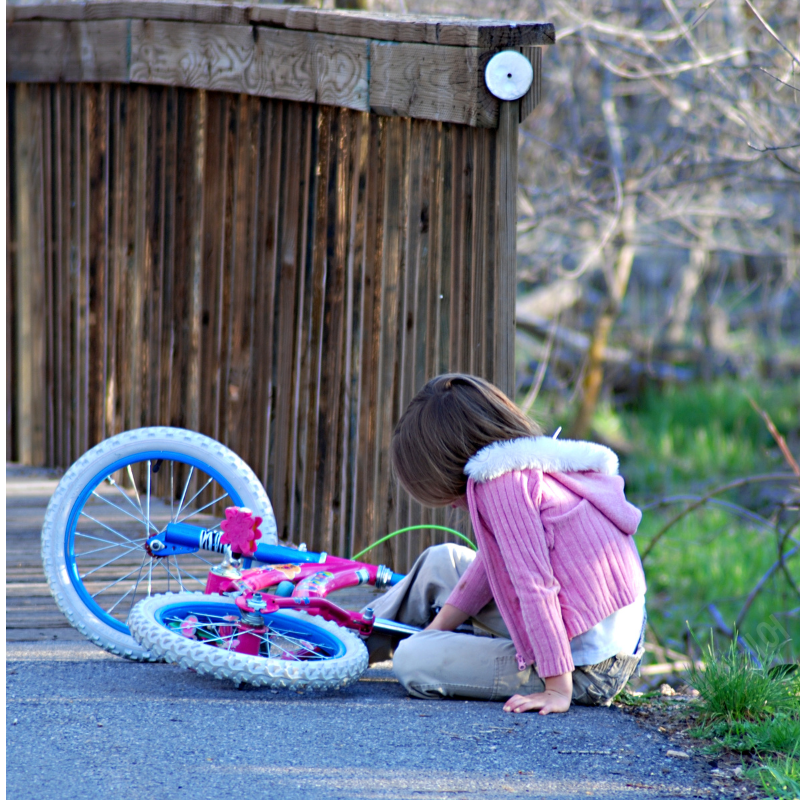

{"left": 41, "top": 427, "right": 277, "bottom": 660}
{"left": 129, "top": 592, "right": 368, "bottom": 690}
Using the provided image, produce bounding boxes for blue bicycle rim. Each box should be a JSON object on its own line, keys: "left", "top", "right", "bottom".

{"left": 65, "top": 450, "right": 246, "bottom": 635}
{"left": 154, "top": 601, "right": 347, "bottom": 659}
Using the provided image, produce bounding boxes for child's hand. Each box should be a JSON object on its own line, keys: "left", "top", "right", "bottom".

{"left": 503, "top": 672, "right": 573, "bottom": 715}
{"left": 503, "top": 689, "right": 571, "bottom": 715}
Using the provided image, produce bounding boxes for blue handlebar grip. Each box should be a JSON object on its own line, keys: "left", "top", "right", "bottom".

{"left": 388, "top": 571, "right": 405, "bottom": 586}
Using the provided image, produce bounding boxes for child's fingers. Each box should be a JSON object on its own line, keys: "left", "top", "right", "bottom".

{"left": 502, "top": 693, "right": 544, "bottom": 713}
{"left": 503, "top": 692, "right": 570, "bottom": 714}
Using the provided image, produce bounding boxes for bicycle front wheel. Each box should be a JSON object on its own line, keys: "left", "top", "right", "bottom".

{"left": 41, "top": 427, "right": 277, "bottom": 660}
{"left": 129, "top": 592, "right": 368, "bottom": 690}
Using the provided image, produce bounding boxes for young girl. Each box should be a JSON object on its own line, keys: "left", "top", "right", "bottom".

{"left": 368, "top": 373, "right": 647, "bottom": 715}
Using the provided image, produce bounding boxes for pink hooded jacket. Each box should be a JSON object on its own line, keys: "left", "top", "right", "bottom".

{"left": 445, "top": 436, "right": 647, "bottom": 679}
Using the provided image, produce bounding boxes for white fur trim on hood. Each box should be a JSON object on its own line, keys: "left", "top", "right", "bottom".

{"left": 464, "top": 436, "right": 619, "bottom": 483}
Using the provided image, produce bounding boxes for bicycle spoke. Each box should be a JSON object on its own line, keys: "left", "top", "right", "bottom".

{"left": 176, "top": 491, "right": 230, "bottom": 524}
{"left": 170, "top": 556, "right": 185, "bottom": 590}
{"left": 107, "top": 558, "right": 149, "bottom": 616}
{"left": 168, "top": 559, "right": 208, "bottom": 586}
{"left": 103, "top": 474, "right": 149, "bottom": 520}
{"left": 174, "top": 478, "right": 214, "bottom": 521}
{"left": 126, "top": 464, "right": 146, "bottom": 518}
{"left": 91, "top": 564, "right": 148, "bottom": 599}
{"left": 74, "top": 539, "right": 144, "bottom": 558}
{"left": 125, "top": 554, "right": 150, "bottom": 620}
{"left": 262, "top": 630, "right": 332, "bottom": 660}
{"left": 80, "top": 548, "right": 147, "bottom": 580}
{"left": 175, "top": 465, "right": 195, "bottom": 521}
{"left": 82, "top": 498, "right": 159, "bottom": 537}
{"left": 74, "top": 531, "right": 148, "bottom": 550}
{"left": 156, "top": 558, "right": 183, "bottom": 588}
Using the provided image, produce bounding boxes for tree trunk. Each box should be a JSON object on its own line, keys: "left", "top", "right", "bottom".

{"left": 570, "top": 194, "right": 636, "bottom": 440}
{"left": 570, "top": 71, "right": 636, "bottom": 441}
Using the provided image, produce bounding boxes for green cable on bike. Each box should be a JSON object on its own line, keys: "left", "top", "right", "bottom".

{"left": 352, "top": 525, "right": 477, "bottom": 561}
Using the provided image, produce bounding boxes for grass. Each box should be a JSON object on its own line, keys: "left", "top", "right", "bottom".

{"left": 686, "top": 638, "right": 800, "bottom": 799}
{"left": 689, "top": 638, "right": 799, "bottom": 725}
{"left": 752, "top": 751, "right": 800, "bottom": 800}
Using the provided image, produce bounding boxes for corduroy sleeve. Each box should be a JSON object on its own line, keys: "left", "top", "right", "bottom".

{"left": 444, "top": 547, "right": 494, "bottom": 617}
{"left": 470, "top": 473, "right": 574, "bottom": 678}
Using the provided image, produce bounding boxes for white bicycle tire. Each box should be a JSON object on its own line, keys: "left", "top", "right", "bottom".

{"left": 41, "top": 427, "right": 277, "bottom": 661}
{"left": 130, "top": 592, "right": 369, "bottom": 690}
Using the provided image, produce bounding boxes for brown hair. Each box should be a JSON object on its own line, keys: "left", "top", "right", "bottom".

{"left": 391, "top": 373, "right": 542, "bottom": 506}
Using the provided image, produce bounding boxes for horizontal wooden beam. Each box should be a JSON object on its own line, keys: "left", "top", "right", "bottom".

{"left": 7, "top": 2, "right": 553, "bottom": 126}
{"left": 7, "top": 20, "right": 130, "bottom": 83}
{"left": 7, "top": 1, "right": 556, "bottom": 48}
{"left": 130, "top": 21, "right": 370, "bottom": 111}
{"left": 370, "top": 41, "right": 497, "bottom": 128}
{"left": 7, "top": 18, "right": 512, "bottom": 126}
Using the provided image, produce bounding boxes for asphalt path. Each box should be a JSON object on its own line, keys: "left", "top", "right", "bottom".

{"left": 6, "top": 466, "right": 725, "bottom": 799}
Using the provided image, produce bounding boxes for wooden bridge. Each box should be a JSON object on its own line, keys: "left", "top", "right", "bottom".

{"left": 6, "top": 1, "right": 554, "bottom": 571}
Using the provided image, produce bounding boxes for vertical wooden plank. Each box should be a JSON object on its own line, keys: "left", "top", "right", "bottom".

{"left": 53, "top": 85, "right": 67, "bottom": 460}
{"left": 87, "top": 83, "right": 110, "bottom": 447}
{"left": 224, "top": 94, "right": 259, "bottom": 463}
{"left": 7, "top": 86, "right": 18, "bottom": 462}
{"left": 116, "top": 84, "right": 137, "bottom": 437}
{"left": 409, "top": 119, "right": 436, "bottom": 561}
{"left": 14, "top": 84, "right": 47, "bottom": 465}
{"left": 149, "top": 86, "right": 167, "bottom": 430}
{"left": 448, "top": 124, "right": 466, "bottom": 373}
{"left": 254, "top": 98, "right": 280, "bottom": 499}
{"left": 80, "top": 85, "right": 91, "bottom": 453}
{"left": 299, "top": 103, "right": 332, "bottom": 553}
{"left": 186, "top": 88, "right": 206, "bottom": 434}
{"left": 241, "top": 96, "right": 266, "bottom": 477}
{"left": 215, "top": 94, "right": 237, "bottom": 447}
{"left": 199, "top": 92, "right": 227, "bottom": 444}
{"left": 375, "top": 115, "right": 409, "bottom": 570}
{"left": 351, "top": 113, "right": 386, "bottom": 562}
{"left": 291, "top": 102, "right": 317, "bottom": 545}
{"left": 397, "top": 118, "right": 423, "bottom": 564}
{"left": 60, "top": 84, "right": 75, "bottom": 462}
{"left": 436, "top": 123, "right": 453, "bottom": 378}
{"left": 494, "top": 100, "right": 519, "bottom": 396}
{"left": 519, "top": 46, "right": 542, "bottom": 123}
{"left": 339, "top": 110, "right": 369, "bottom": 558}
{"left": 41, "top": 86, "right": 56, "bottom": 465}
{"left": 417, "top": 121, "right": 441, "bottom": 555}
{"left": 471, "top": 126, "right": 490, "bottom": 378}
{"left": 127, "top": 85, "right": 148, "bottom": 432}
{"left": 317, "top": 105, "right": 352, "bottom": 555}
{"left": 160, "top": 87, "right": 178, "bottom": 428}
{"left": 270, "top": 100, "right": 300, "bottom": 541}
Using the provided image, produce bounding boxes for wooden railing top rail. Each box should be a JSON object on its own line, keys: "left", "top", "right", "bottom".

{"left": 6, "top": 1, "right": 555, "bottom": 48}
{"left": 7, "top": 2, "right": 554, "bottom": 127}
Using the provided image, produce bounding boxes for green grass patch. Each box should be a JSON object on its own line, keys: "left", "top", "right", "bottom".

{"left": 750, "top": 750, "right": 800, "bottom": 800}
{"left": 687, "top": 639, "right": 800, "bottom": 799}
{"left": 689, "top": 638, "right": 799, "bottom": 725}
{"left": 619, "top": 378, "right": 800, "bottom": 497}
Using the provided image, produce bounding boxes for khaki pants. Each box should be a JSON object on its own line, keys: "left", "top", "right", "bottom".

{"left": 365, "top": 544, "right": 643, "bottom": 706}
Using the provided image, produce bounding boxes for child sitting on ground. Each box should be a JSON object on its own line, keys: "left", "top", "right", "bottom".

{"left": 367, "top": 373, "right": 646, "bottom": 715}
